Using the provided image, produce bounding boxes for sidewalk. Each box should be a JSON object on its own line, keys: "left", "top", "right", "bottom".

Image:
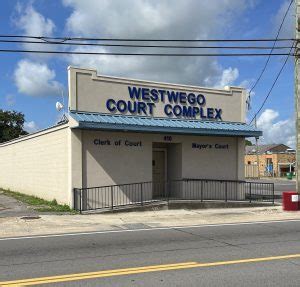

{"left": 1, "top": 205, "right": 300, "bottom": 238}
{"left": 0, "top": 193, "right": 37, "bottom": 218}
{"left": 247, "top": 177, "right": 296, "bottom": 182}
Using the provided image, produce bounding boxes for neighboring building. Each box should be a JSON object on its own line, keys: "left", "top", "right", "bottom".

{"left": 0, "top": 67, "right": 261, "bottom": 207}
{"left": 245, "top": 144, "right": 295, "bottom": 178}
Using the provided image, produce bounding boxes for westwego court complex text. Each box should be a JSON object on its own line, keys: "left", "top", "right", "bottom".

{"left": 0, "top": 67, "right": 261, "bottom": 207}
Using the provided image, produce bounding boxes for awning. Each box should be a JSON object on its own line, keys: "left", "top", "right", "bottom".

{"left": 69, "top": 111, "right": 262, "bottom": 138}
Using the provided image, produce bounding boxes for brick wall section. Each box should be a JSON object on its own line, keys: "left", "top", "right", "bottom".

{"left": 245, "top": 153, "right": 295, "bottom": 177}
{"left": 0, "top": 125, "right": 70, "bottom": 204}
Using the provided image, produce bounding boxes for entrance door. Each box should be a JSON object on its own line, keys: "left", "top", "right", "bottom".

{"left": 152, "top": 150, "right": 166, "bottom": 198}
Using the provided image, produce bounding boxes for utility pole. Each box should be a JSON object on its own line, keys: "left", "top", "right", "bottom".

{"left": 254, "top": 116, "right": 260, "bottom": 179}
{"left": 296, "top": 0, "right": 300, "bottom": 191}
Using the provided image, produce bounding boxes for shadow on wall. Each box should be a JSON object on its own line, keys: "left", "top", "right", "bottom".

{"left": 80, "top": 133, "right": 184, "bottom": 209}
{"left": 81, "top": 131, "right": 153, "bottom": 208}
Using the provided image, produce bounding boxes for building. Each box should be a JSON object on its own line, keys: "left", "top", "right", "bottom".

{"left": 0, "top": 67, "right": 261, "bottom": 207}
{"left": 245, "top": 144, "right": 296, "bottom": 178}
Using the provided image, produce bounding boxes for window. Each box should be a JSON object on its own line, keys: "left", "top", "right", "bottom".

{"left": 266, "top": 158, "right": 273, "bottom": 165}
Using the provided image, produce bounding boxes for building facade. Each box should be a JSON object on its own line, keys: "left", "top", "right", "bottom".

{"left": 0, "top": 67, "right": 261, "bottom": 207}
{"left": 245, "top": 144, "right": 296, "bottom": 178}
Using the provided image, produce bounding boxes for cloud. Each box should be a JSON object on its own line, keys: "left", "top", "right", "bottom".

{"left": 14, "top": 59, "right": 63, "bottom": 97}
{"left": 240, "top": 79, "right": 255, "bottom": 95}
{"left": 272, "top": 0, "right": 293, "bottom": 38}
{"left": 13, "top": 3, "right": 55, "bottom": 51}
{"left": 63, "top": 0, "right": 255, "bottom": 38}
{"left": 218, "top": 67, "right": 239, "bottom": 88}
{"left": 5, "top": 94, "right": 16, "bottom": 106}
{"left": 68, "top": 46, "right": 230, "bottom": 85}
{"left": 12, "top": 4, "right": 63, "bottom": 97}
{"left": 257, "top": 109, "right": 295, "bottom": 148}
{"left": 63, "top": 0, "right": 257, "bottom": 86}
{"left": 24, "top": 121, "right": 39, "bottom": 133}
{"left": 205, "top": 67, "right": 239, "bottom": 88}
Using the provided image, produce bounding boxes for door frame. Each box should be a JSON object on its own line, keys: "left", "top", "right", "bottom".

{"left": 152, "top": 148, "right": 167, "bottom": 183}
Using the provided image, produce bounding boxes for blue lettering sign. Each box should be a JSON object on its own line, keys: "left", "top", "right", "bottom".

{"left": 182, "top": 106, "right": 193, "bottom": 117}
{"left": 179, "top": 92, "right": 187, "bottom": 104}
{"left": 215, "top": 109, "right": 222, "bottom": 120}
{"left": 106, "top": 99, "right": 116, "bottom": 112}
{"left": 150, "top": 89, "right": 159, "bottom": 102}
{"left": 167, "top": 90, "right": 179, "bottom": 103}
{"left": 147, "top": 103, "right": 155, "bottom": 115}
{"left": 196, "top": 94, "right": 206, "bottom": 106}
{"left": 200, "top": 107, "right": 207, "bottom": 119}
{"left": 106, "top": 86, "right": 223, "bottom": 120}
{"left": 128, "top": 86, "right": 141, "bottom": 100}
{"left": 207, "top": 108, "right": 214, "bottom": 119}
{"left": 173, "top": 105, "right": 182, "bottom": 116}
{"left": 192, "top": 107, "right": 200, "bottom": 117}
{"left": 141, "top": 88, "right": 150, "bottom": 101}
{"left": 187, "top": 93, "right": 196, "bottom": 104}
{"left": 158, "top": 90, "right": 166, "bottom": 102}
{"left": 164, "top": 104, "right": 172, "bottom": 116}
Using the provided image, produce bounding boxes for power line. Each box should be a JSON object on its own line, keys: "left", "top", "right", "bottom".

{"left": 249, "top": 42, "right": 295, "bottom": 125}
{"left": 248, "top": 0, "right": 294, "bottom": 100}
{"left": 0, "top": 39, "right": 294, "bottom": 50}
{"left": 0, "top": 49, "right": 294, "bottom": 57}
{"left": 0, "top": 34, "right": 295, "bottom": 42}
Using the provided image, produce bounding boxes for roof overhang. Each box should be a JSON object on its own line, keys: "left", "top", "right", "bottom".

{"left": 69, "top": 111, "right": 262, "bottom": 138}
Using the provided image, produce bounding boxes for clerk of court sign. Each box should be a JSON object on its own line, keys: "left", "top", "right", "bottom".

{"left": 106, "top": 86, "right": 223, "bottom": 120}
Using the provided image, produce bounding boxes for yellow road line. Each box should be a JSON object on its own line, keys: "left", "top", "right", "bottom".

{"left": 1, "top": 254, "right": 300, "bottom": 286}
{"left": 0, "top": 262, "right": 198, "bottom": 286}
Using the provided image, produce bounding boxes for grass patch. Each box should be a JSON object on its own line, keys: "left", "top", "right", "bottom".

{"left": 0, "top": 188, "right": 77, "bottom": 213}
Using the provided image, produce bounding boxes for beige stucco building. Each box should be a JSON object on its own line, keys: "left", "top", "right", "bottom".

{"left": 0, "top": 67, "right": 261, "bottom": 207}
{"left": 245, "top": 144, "right": 296, "bottom": 178}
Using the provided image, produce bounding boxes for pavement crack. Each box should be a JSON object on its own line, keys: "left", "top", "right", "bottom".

{"left": 170, "top": 227, "right": 248, "bottom": 250}
{"left": 288, "top": 261, "right": 300, "bottom": 267}
{"left": 118, "top": 217, "right": 126, "bottom": 224}
{"left": 0, "top": 244, "right": 229, "bottom": 267}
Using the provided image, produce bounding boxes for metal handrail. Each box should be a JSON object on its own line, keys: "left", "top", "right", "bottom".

{"left": 73, "top": 179, "right": 275, "bottom": 213}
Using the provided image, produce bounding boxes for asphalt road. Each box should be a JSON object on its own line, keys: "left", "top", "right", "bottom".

{"left": 1, "top": 220, "right": 300, "bottom": 286}
{"left": 268, "top": 179, "right": 296, "bottom": 195}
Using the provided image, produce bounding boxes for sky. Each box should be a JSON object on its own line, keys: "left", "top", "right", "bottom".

{"left": 0, "top": 0, "right": 296, "bottom": 147}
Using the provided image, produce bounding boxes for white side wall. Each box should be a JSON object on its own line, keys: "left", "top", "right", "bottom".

{"left": 0, "top": 125, "right": 70, "bottom": 205}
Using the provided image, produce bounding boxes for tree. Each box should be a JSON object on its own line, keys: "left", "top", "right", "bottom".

{"left": 0, "top": 109, "right": 28, "bottom": 143}
{"left": 245, "top": 139, "right": 253, "bottom": 146}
